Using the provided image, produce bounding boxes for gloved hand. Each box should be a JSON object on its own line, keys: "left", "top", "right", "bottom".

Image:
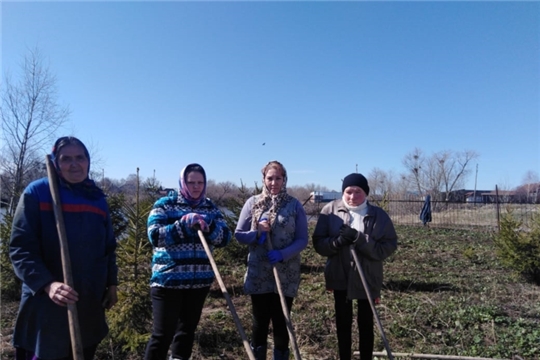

{"left": 267, "top": 250, "right": 283, "bottom": 264}
{"left": 257, "top": 217, "right": 269, "bottom": 245}
{"left": 332, "top": 224, "right": 358, "bottom": 248}
{"left": 339, "top": 224, "right": 359, "bottom": 243}
{"left": 258, "top": 232, "right": 267, "bottom": 245}
{"left": 180, "top": 213, "right": 210, "bottom": 232}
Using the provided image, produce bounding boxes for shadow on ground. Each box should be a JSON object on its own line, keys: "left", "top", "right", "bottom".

{"left": 384, "top": 280, "right": 458, "bottom": 292}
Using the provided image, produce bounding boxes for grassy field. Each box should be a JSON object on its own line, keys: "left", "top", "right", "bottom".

{"left": 2, "top": 225, "right": 539, "bottom": 359}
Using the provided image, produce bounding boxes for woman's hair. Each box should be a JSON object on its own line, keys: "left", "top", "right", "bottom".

{"left": 185, "top": 164, "right": 205, "bottom": 178}
{"left": 52, "top": 136, "right": 90, "bottom": 158}
{"left": 261, "top": 160, "right": 287, "bottom": 182}
{"left": 251, "top": 160, "right": 292, "bottom": 230}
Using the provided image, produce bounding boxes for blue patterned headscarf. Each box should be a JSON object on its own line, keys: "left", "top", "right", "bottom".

{"left": 179, "top": 163, "right": 207, "bottom": 207}
{"left": 50, "top": 136, "right": 105, "bottom": 200}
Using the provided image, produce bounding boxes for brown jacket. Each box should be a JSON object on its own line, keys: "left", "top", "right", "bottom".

{"left": 312, "top": 199, "right": 397, "bottom": 299}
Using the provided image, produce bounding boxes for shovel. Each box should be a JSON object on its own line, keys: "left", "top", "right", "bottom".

{"left": 45, "top": 154, "right": 84, "bottom": 360}
{"left": 196, "top": 229, "right": 256, "bottom": 360}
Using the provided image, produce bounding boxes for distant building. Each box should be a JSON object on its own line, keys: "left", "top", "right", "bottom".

{"left": 476, "top": 190, "right": 517, "bottom": 204}
{"left": 443, "top": 189, "right": 492, "bottom": 202}
{"left": 462, "top": 190, "right": 517, "bottom": 203}
{"left": 310, "top": 191, "right": 342, "bottom": 203}
{"left": 465, "top": 190, "right": 491, "bottom": 203}
{"left": 157, "top": 188, "right": 176, "bottom": 196}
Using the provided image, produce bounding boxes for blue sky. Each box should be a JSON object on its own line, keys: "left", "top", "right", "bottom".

{"left": 2, "top": 1, "right": 539, "bottom": 192}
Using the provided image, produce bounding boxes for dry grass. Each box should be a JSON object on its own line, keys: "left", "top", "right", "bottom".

{"left": 182, "top": 225, "right": 540, "bottom": 359}
{"left": 2, "top": 225, "right": 539, "bottom": 359}
{"left": 387, "top": 203, "right": 539, "bottom": 231}
{"left": 0, "top": 299, "right": 17, "bottom": 359}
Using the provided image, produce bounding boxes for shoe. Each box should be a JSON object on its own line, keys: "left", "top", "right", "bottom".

{"left": 251, "top": 343, "right": 267, "bottom": 360}
{"left": 272, "top": 347, "right": 290, "bottom": 360}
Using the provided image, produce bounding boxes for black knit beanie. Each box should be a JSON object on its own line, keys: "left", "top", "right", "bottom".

{"left": 342, "top": 173, "right": 370, "bottom": 195}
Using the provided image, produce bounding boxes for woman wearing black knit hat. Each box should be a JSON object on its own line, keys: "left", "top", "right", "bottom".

{"left": 312, "top": 173, "right": 398, "bottom": 360}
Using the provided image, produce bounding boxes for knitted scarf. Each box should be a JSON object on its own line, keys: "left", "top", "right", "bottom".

{"left": 343, "top": 199, "right": 368, "bottom": 232}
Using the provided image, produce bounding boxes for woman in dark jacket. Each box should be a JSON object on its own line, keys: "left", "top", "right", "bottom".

{"left": 312, "top": 173, "right": 397, "bottom": 360}
{"left": 10, "top": 136, "right": 118, "bottom": 360}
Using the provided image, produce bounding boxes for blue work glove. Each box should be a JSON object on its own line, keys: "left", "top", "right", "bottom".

{"left": 267, "top": 250, "right": 283, "bottom": 264}
{"left": 180, "top": 213, "right": 210, "bottom": 232}
{"left": 258, "top": 232, "right": 267, "bottom": 245}
{"left": 257, "top": 217, "right": 269, "bottom": 245}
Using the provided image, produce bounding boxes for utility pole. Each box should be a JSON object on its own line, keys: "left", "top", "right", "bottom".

{"left": 356, "top": 164, "right": 358, "bottom": 173}
{"left": 473, "top": 164, "right": 478, "bottom": 206}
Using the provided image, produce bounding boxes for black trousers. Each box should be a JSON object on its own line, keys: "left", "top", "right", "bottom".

{"left": 333, "top": 290, "right": 374, "bottom": 360}
{"left": 144, "top": 286, "right": 210, "bottom": 360}
{"left": 15, "top": 344, "right": 98, "bottom": 360}
{"left": 251, "top": 293, "right": 294, "bottom": 352}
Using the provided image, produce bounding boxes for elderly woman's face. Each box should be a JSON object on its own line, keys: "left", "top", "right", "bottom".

{"left": 343, "top": 186, "right": 366, "bottom": 207}
{"left": 57, "top": 144, "right": 89, "bottom": 184}
{"left": 264, "top": 167, "right": 284, "bottom": 195}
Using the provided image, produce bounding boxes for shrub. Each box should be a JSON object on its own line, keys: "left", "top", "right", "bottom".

{"left": 213, "top": 183, "right": 257, "bottom": 264}
{"left": 0, "top": 212, "right": 21, "bottom": 301}
{"left": 100, "top": 188, "right": 155, "bottom": 358}
{"left": 493, "top": 209, "right": 540, "bottom": 284}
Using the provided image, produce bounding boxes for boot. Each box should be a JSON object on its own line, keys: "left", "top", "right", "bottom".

{"left": 251, "top": 343, "right": 267, "bottom": 360}
{"left": 272, "top": 347, "right": 290, "bottom": 360}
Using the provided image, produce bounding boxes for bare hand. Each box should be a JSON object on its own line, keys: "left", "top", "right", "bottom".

{"left": 45, "top": 281, "right": 79, "bottom": 307}
{"left": 102, "top": 285, "right": 118, "bottom": 310}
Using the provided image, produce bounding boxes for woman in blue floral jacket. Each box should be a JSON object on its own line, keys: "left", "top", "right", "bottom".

{"left": 144, "top": 163, "right": 231, "bottom": 360}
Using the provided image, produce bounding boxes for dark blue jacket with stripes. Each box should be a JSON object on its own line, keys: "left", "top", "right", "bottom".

{"left": 9, "top": 177, "right": 118, "bottom": 359}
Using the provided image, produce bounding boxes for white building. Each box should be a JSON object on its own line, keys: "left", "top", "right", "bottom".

{"left": 310, "top": 191, "right": 341, "bottom": 203}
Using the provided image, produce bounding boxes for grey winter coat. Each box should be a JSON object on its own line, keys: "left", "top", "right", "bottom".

{"left": 312, "top": 199, "right": 397, "bottom": 299}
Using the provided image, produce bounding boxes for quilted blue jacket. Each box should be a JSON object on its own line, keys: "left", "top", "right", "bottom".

{"left": 9, "top": 177, "right": 118, "bottom": 359}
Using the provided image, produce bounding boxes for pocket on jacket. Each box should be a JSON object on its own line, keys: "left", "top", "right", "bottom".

{"left": 324, "top": 258, "right": 347, "bottom": 289}
{"left": 364, "top": 261, "right": 383, "bottom": 290}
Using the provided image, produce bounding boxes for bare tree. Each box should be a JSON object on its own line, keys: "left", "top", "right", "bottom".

{"left": 367, "top": 168, "right": 396, "bottom": 197}
{"left": 206, "top": 180, "right": 240, "bottom": 206}
{"left": 288, "top": 185, "right": 314, "bottom": 205}
{"left": 435, "top": 150, "right": 478, "bottom": 200}
{"left": 521, "top": 170, "right": 539, "bottom": 203}
{"left": 401, "top": 148, "right": 426, "bottom": 196}
{"left": 1, "top": 47, "right": 70, "bottom": 214}
{"left": 402, "top": 148, "right": 478, "bottom": 201}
